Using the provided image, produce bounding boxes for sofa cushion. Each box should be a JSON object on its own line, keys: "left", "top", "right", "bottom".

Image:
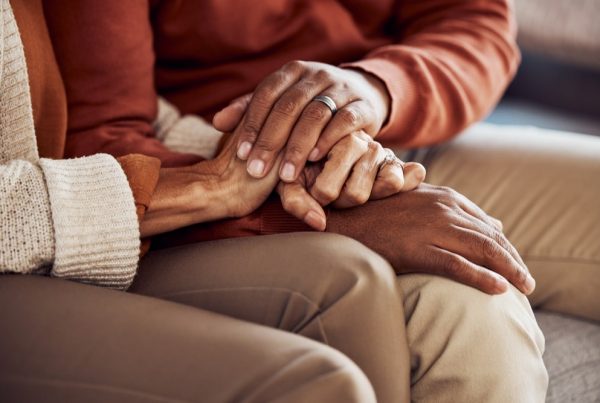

{"left": 535, "top": 311, "right": 600, "bottom": 402}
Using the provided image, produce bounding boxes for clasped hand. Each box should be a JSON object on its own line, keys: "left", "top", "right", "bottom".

{"left": 205, "top": 60, "right": 535, "bottom": 296}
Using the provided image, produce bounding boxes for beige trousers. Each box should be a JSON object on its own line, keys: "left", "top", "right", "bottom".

{"left": 134, "top": 234, "right": 547, "bottom": 403}
{"left": 0, "top": 274, "right": 376, "bottom": 403}
{"left": 5, "top": 123, "right": 593, "bottom": 402}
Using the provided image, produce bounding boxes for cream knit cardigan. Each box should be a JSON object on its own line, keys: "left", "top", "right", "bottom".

{"left": 0, "top": 0, "right": 140, "bottom": 290}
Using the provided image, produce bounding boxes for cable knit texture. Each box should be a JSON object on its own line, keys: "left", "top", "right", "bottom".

{"left": 0, "top": 0, "right": 140, "bottom": 290}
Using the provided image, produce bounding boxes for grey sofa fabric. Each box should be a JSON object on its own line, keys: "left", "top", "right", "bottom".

{"left": 535, "top": 312, "right": 600, "bottom": 403}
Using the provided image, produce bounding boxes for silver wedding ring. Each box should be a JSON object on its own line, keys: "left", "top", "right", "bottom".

{"left": 380, "top": 148, "right": 404, "bottom": 170}
{"left": 312, "top": 95, "right": 338, "bottom": 114}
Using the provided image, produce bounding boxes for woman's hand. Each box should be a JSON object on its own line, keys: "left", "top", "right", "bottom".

{"left": 326, "top": 184, "right": 536, "bottom": 296}
{"left": 213, "top": 60, "right": 390, "bottom": 182}
{"left": 141, "top": 132, "right": 282, "bottom": 237}
{"left": 277, "top": 131, "right": 426, "bottom": 230}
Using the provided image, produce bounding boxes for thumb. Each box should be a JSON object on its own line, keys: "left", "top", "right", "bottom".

{"left": 213, "top": 93, "right": 252, "bottom": 132}
{"left": 277, "top": 180, "right": 327, "bottom": 231}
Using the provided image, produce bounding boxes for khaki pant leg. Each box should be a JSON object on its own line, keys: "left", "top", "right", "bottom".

{"left": 420, "top": 123, "right": 600, "bottom": 321}
{"left": 133, "top": 232, "right": 410, "bottom": 403}
{"left": 0, "top": 275, "right": 375, "bottom": 403}
{"left": 398, "top": 274, "right": 548, "bottom": 403}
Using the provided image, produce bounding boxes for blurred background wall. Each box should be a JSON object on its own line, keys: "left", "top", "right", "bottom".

{"left": 487, "top": 0, "right": 600, "bottom": 136}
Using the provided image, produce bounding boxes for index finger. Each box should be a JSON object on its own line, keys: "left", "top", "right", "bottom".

{"left": 236, "top": 61, "right": 305, "bottom": 160}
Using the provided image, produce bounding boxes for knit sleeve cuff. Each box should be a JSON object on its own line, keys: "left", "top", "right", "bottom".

{"left": 260, "top": 196, "right": 313, "bottom": 235}
{"left": 154, "top": 97, "right": 223, "bottom": 160}
{"left": 39, "top": 154, "right": 140, "bottom": 290}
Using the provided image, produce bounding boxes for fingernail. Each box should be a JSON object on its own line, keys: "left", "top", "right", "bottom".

{"left": 493, "top": 274, "right": 509, "bottom": 293}
{"left": 280, "top": 162, "right": 296, "bottom": 182}
{"left": 308, "top": 148, "right": 320, "bottom": 161}
{"left": 524, "top": 274, "right": 536, "bottom": 294}
{"left": 247, "top": 159, "right": 265, "bottom": 178}
{"left": 305, "top": 211, "right": 326, "bottom": 231}
{"left": 237, "top": 141, "right": 252, "bottom": 160}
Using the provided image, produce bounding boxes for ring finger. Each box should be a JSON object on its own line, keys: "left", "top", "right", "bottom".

{"left": 308, "top": 100, "right": 376, "bottom": 162}
{"left": 245, "top": 78, "right": 331, "bottom": 178}
{"left": 333, "top": 140, "right": 384, "bottom": 208}
{"left": 280, "top": 89, "right": 354, "bottom": 182}
{"left": 309, "top": 132, "right": 370, "bottom": 206}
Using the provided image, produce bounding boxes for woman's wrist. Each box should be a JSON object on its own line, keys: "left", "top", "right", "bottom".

{"left": 140, "top": 165, "right": 231, "bottom": 237}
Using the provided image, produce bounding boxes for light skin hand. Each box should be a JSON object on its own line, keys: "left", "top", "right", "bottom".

{"left": 213, "top": 60, "right": 390, "bottom": 182}
{"left": 140, "top": 131, "right": 282, "bottom": 238}
{"left": 276, "top": 131, "right": 426, "bottom": 230}
{"left": 327, "top": 184, "right": 536, "bottom": 296}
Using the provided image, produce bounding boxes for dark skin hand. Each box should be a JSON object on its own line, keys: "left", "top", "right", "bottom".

{"left": 326, "top": 183, "right": 536, "bottom": 296}
{"left": 213, "top": 60, "right": 391, "bottom": 182}
{"left": 214, "top": 96, "right": 426, "bottom": 230}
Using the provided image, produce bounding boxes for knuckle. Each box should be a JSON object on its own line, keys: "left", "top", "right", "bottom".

{"left": 282, "top": 193, "right": 303, "bottom": 212}
{"left": 481, "top": 237, "right": 501, "bottom": 260}
{"left": 312, "top": 183, "right": 339, "bottom": 204}
{"left": 274, "top": 99, "right": 299, "bottom": 117}
{"left": 345, "top": 189, "right": 370, "bottom": 205}
{"left": 251, "top": 89, "right": 274, "bottom": 109}
{"left": 253, "top": 138, "right": 277, "bottom": 153}
{"left": 383, "top": 177, "right": 404, "bottom": 194}
{"left": 284, "top": 142, "right": 307, "bottom": 161}
{"left": 348, "top": 133, "right": 369, "bottom": 152}
{"left": 355, "top": 161, "right": 372, "bottom": 176}
{"left": 284, "top": 60, "right": 305, "bottom": 73}
{"left": 442, "top": 255, "right": 465, "bottom": 276}
{"left": 491, "top": 230, "right": 507, "bottom": 248}
{"left": 303, "top": 103, "right": 330, "bottom": 122}
{"left": 339, "top": 108, "right": 361, "bottom": 127}
{"left": 435, "top": 186, "right": 459, "bottom": 205}
{"left": 242, "top": 120, "right": 261, "bottom": 137}
{"left": 315, "top": 69, "right": 333, "bottom": 83}
{"left": 366, "top": 140, "right": 380, "bottom": 154}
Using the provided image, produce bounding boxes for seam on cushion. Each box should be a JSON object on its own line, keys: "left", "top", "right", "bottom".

{"left": 0, "top": 374, "right": 187, "bottom": 403}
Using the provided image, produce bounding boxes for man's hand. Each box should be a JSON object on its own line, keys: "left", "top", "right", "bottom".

{"left": 213, "top": 60, "right": 390, "bottom": 182}
{"left": 326, "top": 184, "right": 536, "bottom": 296}
{"left": 277, "top": 131, "right": 426, "bottom": 230}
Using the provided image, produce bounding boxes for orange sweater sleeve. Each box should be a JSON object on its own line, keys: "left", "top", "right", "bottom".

{"left": 344, "top": 0, "right": 520, "bottom": 148}
{"left": 43, "top": 0, "right": 201, "bottom": 168}
{"left": 116, "top": 154, "right": 161, "bottom": 255}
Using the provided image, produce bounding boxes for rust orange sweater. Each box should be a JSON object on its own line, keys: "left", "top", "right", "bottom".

{"left": 43, "top": 0, "right": 520, "bottom": 244}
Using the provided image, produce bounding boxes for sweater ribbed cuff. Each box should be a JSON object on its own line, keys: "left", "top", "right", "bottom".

{"left": 260, "top": 197, "right": 313, "bottom": 235}
{"left": 39, "top": 154, "right": 140, "bottom": 290}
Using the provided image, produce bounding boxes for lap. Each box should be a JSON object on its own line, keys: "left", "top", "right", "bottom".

{"left": 414, "top": 123, "right": 600, "bottom": 320}
{"left": 135, "top": 232, "right": 410, "bottom": 403}
{"left": 134, "top": 232, "right": 399, "bottom": 332}
{"left": 0, "top": 275, "right": 372, "bottom": 403}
